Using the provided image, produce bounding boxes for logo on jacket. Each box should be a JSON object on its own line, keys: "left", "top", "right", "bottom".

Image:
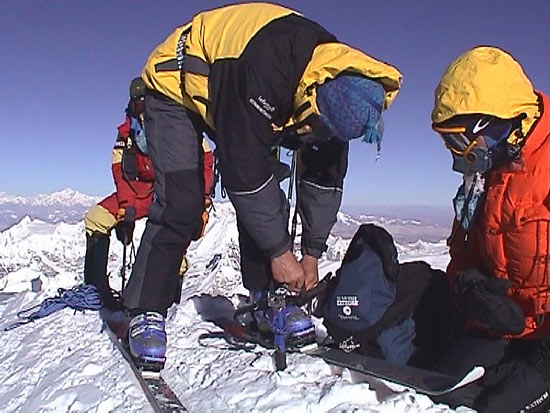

{"left": 249, "top": 95, "right": 276, "bottom": 120}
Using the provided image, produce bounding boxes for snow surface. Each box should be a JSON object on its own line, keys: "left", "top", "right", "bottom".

{"left": 0, "top": 202, "right": 474, "bottom": 413}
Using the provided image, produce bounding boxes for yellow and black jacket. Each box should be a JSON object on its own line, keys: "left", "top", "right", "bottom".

{"left": 142, "top": 3, "right": 402, "bottom": 257}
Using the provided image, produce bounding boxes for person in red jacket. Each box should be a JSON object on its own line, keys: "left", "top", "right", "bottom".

{"left": 430, "top": 47, "right": 550, "bottom": 413}
{"left": 84, "top": 77, "right": 214, "bottom": 308}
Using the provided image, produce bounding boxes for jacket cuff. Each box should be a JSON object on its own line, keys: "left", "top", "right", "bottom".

{"left": 301, "top": 240, "right": 327, "bottom": 259}
{"left": 269, "top": 236, "right": 292, "bottom": 258}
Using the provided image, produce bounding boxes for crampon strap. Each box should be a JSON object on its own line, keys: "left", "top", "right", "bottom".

{"left": 233, "top": 272, "right": 334, "bottom": 325}
{"left": 4, "top": 284, "right": 103, "bottom": 331}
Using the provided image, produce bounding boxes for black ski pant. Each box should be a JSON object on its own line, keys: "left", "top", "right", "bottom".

{"left": 123, "top": 91, "right": 206, "bottom": 315}
{"left": 122, "top": 91, "right": 288, "bottom": 312}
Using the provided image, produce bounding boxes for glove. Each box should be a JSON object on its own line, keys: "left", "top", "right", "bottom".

{"left": 455, "top": 269, "right": 512, "bottom": 296}
{"left": 455, "top": 269, "right": 524, "bottom": 335}
{"left": 191, "top": 198, "right": 211, "bottom": 241}
{"left": 115, "top": 206, "right": 136, "bottom": 245}
{"left": 198, "top": 209, "right": 209, "bottom": 237}
{"left": 475, "top": 340, "right": 550, "bottom": 413}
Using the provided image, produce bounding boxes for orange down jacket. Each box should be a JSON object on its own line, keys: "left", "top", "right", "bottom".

{"left": 447, "top": 92, "right": 550, "bottom": 339}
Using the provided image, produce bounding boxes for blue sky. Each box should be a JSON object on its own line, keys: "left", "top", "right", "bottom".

{"left": 1, "top": 0, "right": 548, "bottom": 209}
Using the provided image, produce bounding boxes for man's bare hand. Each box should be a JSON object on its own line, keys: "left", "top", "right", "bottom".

{"left": 271, "top": 250, "right": 305, "bottom": 291}
{"left": 301, "top": 255, "right": 319, "bottom": 290}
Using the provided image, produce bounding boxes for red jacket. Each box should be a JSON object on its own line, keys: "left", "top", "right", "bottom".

{"left": 109, "top": 115, "right": 215, "bottom": 212}
{"left": 112, "top": 115, "right": 155, "bottom": 209}
{"left": 448, "top": 92, "right": 550, "bottom": 339}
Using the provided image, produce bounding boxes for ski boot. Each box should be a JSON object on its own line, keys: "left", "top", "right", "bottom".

{"left": 283, "top": 305, "right": 318, "bottom": 353}
{"left": 128, "top": 312, "right": 167, "bottom": 375}
{"left": 266, "top": 287, "right": 318, "bottom": 370}
{"left": 251, "top": 288, "right": 318, "bottom": 352}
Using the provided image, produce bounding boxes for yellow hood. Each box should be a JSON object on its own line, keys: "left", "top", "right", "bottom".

{"left": 432, "top": 46, "right": 539, "bottom": 137}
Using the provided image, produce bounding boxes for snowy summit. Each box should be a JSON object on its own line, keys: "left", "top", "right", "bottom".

{"left": 0, "top": 200, "right": 464, "bottom": 412}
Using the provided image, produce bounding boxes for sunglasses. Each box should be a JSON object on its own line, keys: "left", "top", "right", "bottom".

{"left": 434, "top": 126, "right": 476, "bottom": 160}
{"left": 434, "top": 122, "right": 503, "bottom": 165}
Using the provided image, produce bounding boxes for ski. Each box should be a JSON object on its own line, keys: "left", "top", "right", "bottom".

{"left": 99, "top": 308, "right": 186, "bottom": 412}
{"left": 199, "top": 315, "right": 484, "bottom": 396}
{"left": 316, "top": 348, "right": 484, "bottom": 396}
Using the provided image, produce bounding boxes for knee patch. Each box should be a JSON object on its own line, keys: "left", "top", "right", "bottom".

{"left": 85, "top": 205, "right": 117, "bottom": 236}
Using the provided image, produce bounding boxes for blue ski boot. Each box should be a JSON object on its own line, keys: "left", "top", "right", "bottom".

{"left": 248, "top": 289, "right": 317, "bottom": 352}
{"left": 284, "top": 305, "right": 318, "bottom": 353}
{"left": 268, "top": 304, "right": 317, "bottom": 353}
{"left": 128, "top": 312, "right": 167, "bottom": 372}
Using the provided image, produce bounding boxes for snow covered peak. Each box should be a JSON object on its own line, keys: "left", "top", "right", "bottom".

{"left": 336, "top": 211, "right": 362, "bottom": 226}
{"left": 0, "top": 192, "right": 27, "bottom": 204}
{"left": 0, "top": 189, "right": 104, "bottom": 230}
{"left": 2, "top": 188, "right": 103, "bottom": 207}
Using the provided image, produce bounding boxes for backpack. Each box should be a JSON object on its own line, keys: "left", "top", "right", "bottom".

{"left": 121, "top": 116, "right": 155, "bottom": 183}
{"left": 321, "top": 224, "right": 433, "bottom": 365}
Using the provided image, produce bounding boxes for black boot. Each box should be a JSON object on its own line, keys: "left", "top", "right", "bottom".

{"left": 84, "top": 232, "right": 122, "bottom": 310}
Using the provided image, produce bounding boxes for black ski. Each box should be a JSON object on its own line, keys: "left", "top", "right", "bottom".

{"left": 316, "top": 348, "right": 484, "bottom": 396}
{"left": 199, "top": 316, "right": 484, "bottom": 396}
{"left": 100, "top": 308, "right": 186, "bottom": 412}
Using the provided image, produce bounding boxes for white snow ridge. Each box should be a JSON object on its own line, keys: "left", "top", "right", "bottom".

{"left": 0, "top": 201, "right": 471, "bottom": 413}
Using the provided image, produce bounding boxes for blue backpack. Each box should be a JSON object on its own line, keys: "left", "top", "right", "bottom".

{"left": 322, "top": 224, "right": 431, "bottom": 365}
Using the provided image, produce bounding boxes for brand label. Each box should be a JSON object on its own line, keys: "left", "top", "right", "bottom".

{"left": 339, "top": 336, "right": 361, "bottom": 353}
{"left": 336, "top": 296, "right": 359, "bottom": 307}
{"left": 521, "top": 391, "right": 549, "bottom": 412}
{"left": 249, "top": 95, "right": 276, "bottom": 120}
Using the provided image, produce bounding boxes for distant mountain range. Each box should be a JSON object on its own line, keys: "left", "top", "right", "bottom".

{"left": 0, "top": 200, "right": 451, "bottom": 294}
{"left": 0, "top": 188, "right": 453, "bottom": 241}
{"left": 0, "top": 188, "right": 103, "bottom": 231}
{"left": 0, "top": 189, "right": 453, "bottom": 294}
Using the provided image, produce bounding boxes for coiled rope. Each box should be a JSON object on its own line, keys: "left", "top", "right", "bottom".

{"left": 4, "top": 284, "right": 102, "bottom": 331}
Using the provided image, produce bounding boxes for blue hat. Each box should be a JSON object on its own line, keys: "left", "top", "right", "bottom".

{"left": 316, "top": 75, "right": 385, "bottom": 146}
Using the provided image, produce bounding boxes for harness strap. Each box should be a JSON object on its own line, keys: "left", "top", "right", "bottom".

{"left": 153, "top": 28, "right": 210, "bottom": 77}
{"left": 184, "top": 55, "right": 210, "bottom": 76}
{"left": 154, "top": 59, "right": 179, "bottom": 72}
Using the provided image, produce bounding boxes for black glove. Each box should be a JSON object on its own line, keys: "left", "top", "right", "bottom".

{"left": 115, "top": 206, "right": 136, "bottom": 245}
{"left": 475, "top": 339, "right": 550, "bottom": 413}
{"left": 455, "top": 269, "right": 525, "bottom": 335}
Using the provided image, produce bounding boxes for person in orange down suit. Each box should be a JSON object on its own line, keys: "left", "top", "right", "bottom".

{"left": 430, "top": 47, "right": 550, "bottom": 413}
